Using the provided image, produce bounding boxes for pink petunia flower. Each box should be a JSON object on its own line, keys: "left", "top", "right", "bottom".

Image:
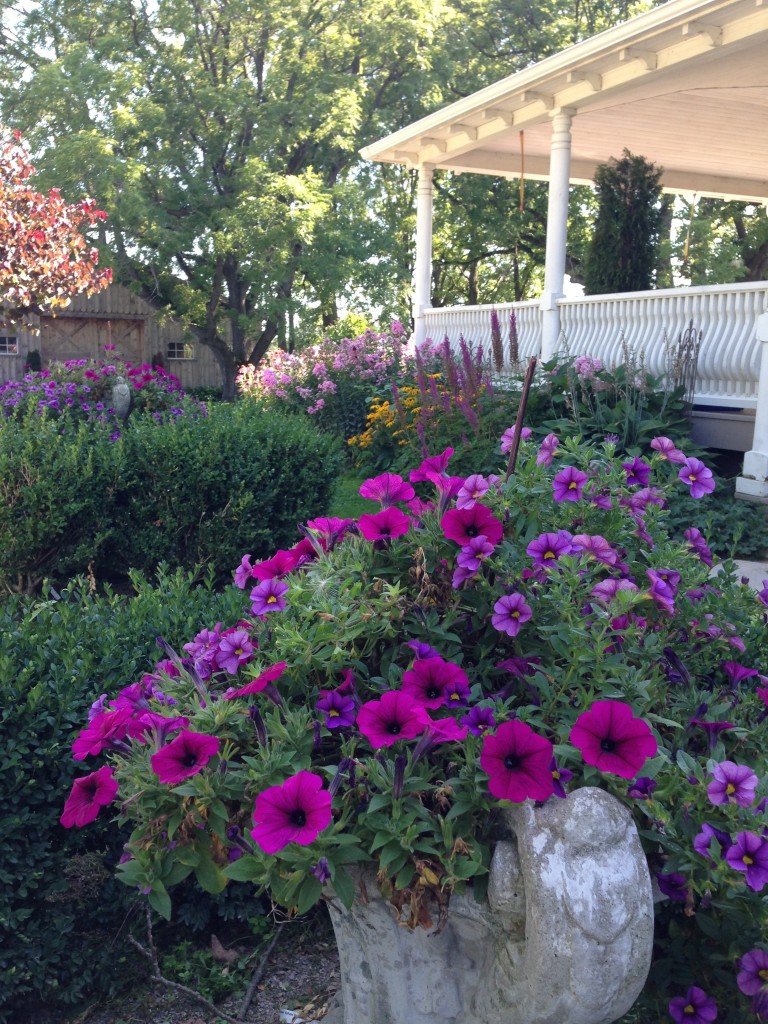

{"left": 60, "top": 765, "right": 119, "bottom": 828}
{"left": 250, "top": 771, "right": 332, "bottom": 854}
{"left": 150, "top": 730, "right": 220, "bottom": 784}
{"left": 358, "top": 507, "right": 411, "bottom": 542}
{"left": 225, "top": 661, "right": 287, "bottom": 700}
{"left": 250, "top": 548, "right": 303, "bottom": 581}
{"left": 234, "top": 554, "right": 253, "bottom": 589}
{"left": 480, "top": 720, "right": 554, "bottom": 802}
{"left": 441, "top": 504, "right": 503, "bottom": 547}
{"left": 72, "top": 708, "right": 133, "bottom": 761}
{"left": 401, "top": 657, "right": 470, "bottom": 710}
{"left": 356, "top": 690, "right": 428, "bottom": 748}
{"left": 409, "top": 448, "right": 454, "bottom": 483}
{"left": 359, "top": 473, "right": 415, "bottom": 507}
{"left": 570, "top": 700, "right": 657, "bottom": 779}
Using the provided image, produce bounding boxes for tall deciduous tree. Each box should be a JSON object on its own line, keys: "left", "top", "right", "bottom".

{"left": 0, "top": 126, "right": 111, "bottom": 321}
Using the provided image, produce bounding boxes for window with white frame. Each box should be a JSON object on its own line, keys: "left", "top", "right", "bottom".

{"left": 167, "top": 340, "right": 195, "bottom": 360}
{"left": 0, "top": 332, "right": 17, "bottom": 355}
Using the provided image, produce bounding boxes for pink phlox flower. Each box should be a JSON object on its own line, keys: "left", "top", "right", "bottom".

{"left": 500, "top": 425, "right": 532, "bottom": 454}
{"left": 492, "top": 593, "right": 533, "bottom": 637}
{"left": 402, "top": 657, "right": 470, "bottom": 710}
{"left": 441, "top": 503, "right": 503, "bottom": 547}
{"left": 250, "top": 548, "right": 303, "bottom": 581}
{"left": 526, "top": 530, "right": 575, "bottom": 566}
{"left": 536, "top": 432, "right": 560, "bottom": 466}
{"left": 456, "top": 474, "right": 491, "bottom": 509}
{"left": 359, "top": 473, "right": 415, "bottom": 507}
{"left": 457, "top": 534, "right": 495, "bottom": 572}
{"left": 668, "top": 987, "right": 717, "bottom": 1024}
{"left": 410, "top": 448, "right": 454, "bottom": 483}
{"left": 573, "top": 355, "right": 603, "bottom": 378}
{"left": 722, "top": 660, "right": 759, "bottom": 688}
{"left": 60, "top": 765, "right": 119, "bottom": 828}
{"left": 251, "top": 771, "right": 332, "bottom": 854}
{"left": 215, "top": 628, "right": 255, "bottom": 675}
{"left": 316, "top": 688, "right": 356, "bottom": 729}
{"left": 225, "top": 661, "right": 287, "bottom": 700}
{"left": 726, "top": 831, "right": 768, "bottom": 891}
{"left": 679, "top": 457, "right": 716, "bottom": 499}
{"left": 480, "top": 720, "right": 554, "bottom": 802}
{"left": 572, "top": 533, "right": 620, "bottom": 567}
{"left": 356, "top": 690, "right": 429, "bottom": 748}
{"left": 72, "top": 707, "right": 133, "bottom": 760}
{"left": 357, "top": 506, "right": 411, "bottom": 542}
{"left": 552, "top": 465, "right": 589, "bottom": 502}
{"left": 622, "top": 457, "right": 651, "bottom": 487}
{"left": 684, "top": 527, "right": 713, "bottom": 567}
{"left": 150, "top": 730, "right": 220, "bottom": 784}
{"left": 707, "top": 761, "right": 759, "bottom": 807}
{"left": 234, "top": 554, "right": 253, "bottom": 589}
{"left": 570, "top": 700, "right": 657, "bottom": 779}
{"left": 651, "top": 435, "right": 687, "bottom": 463}
{"left": 127, "top": 712, "right": 190, "bottom": 743}
{"left": 250, "top": 578, "right": 289, "bottom": 616}
{"left": 460, "top": 706, "right": 496, "bottom": 736}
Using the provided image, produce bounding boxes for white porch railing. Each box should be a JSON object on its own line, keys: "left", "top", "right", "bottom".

{"left": 423, "top": 281, "right": 768, "bottom": 409}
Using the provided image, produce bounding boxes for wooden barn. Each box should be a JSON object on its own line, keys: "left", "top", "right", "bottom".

{"left": 0, "top": 283, "right": 222, "bottom": 392}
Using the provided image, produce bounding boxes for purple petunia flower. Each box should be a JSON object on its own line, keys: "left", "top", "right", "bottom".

{"left": 668, "top": 986, "right": 717, "bottom": 1024}
{"left": 679, "top": 457, "right": 716, "bottom": 499}
{"left": 707, "top": 761, "right": 759, "bottom": 807}
{"left": 402, "top": 657, "right": 470, "bottom": 710}
{"left": 552, "top": 465, "right": 589, "bottom": 503}
{"left": 250, "top": 578, "right": 289, "bottom": 616}
{"left": 690, "top": 720, "right": 734, "bottom": 752}
{"left": 492, "top": 593, "right": 533, "bottom": 637}
{"left": 726, "top": 831, "right": 768, "bottom": 891}
{"left": 480, "top": 720, "right": 554, "bottom": 802}
{"left": 251, "top": 771, "right": 332, "bottom": 854}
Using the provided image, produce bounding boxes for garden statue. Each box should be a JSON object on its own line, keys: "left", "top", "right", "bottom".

{"left": 111, "top": 375, "right": 132, "bottom": 420}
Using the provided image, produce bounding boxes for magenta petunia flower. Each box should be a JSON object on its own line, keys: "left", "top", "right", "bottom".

{"left": 480, "top": 720, "right": 554, "bottom": 802}
{"left": 60, "top": 765, "right": 119, "bottom": 828}
{"left": 460, "top": 706, "right": 496, "bottom": 736}
{"left": 305, "top": 516, "right": 355, "bottom": 549}
{"left": 722, "top": 660, "right": 759, "bottom": 687}
{"left": 358, "top": 507, "right": 411, "bottom": 542}
{"left": 250, "top": 578, "right": 289, "bottom": 615}
{"left": 402, "top": 657, "right": 470, "bottom": 710}
{"left": 668, "top": 987, "right": 717, "bottom": 1024}
{"left": 536, "top": 432, "right": 559, "bottom": 466}
{"left": 570, "top": 700, "right": 657, "bottom": 779}
{"left": 356, "top": 690, "right": 428, "bottom": 748}
{"left": 737, "top": 948, "right": 768, "bottom": 997}
{"left": 726, "top": 832, "right": 768, "bottom": 891}
{"left": 650, "top": 435, "right": 687, "bottom": 464}
{"left": 316, "top": 689, "right": 356, "bottom": 729}
{"left": 225, "top": 661, "right": 287, "bottom": 700}
{"left": 215, "top": 628, "right": 255, "bottom": 675}
{"left": 441, "top": 503, "right": 503, "bottom": 547}
{"left": 707, "top": 761, "right": 759, "bottom": 807}
{"left": 678, "top": 457, "right": 716, "bottom": 499}
{"left": 250, "top": 548, "right": 303, "bottom": 581}
{"left": 127, "top": 712, "right": 190, "bottom": 743}
{"left": 409, "top": 448, "right": 454, "bottom": 483}
{"left": 150, "top": 730, "right": 220, "bottom": 784}
{"left": 72, "top": 708, "right": 133, "bottom": 761}
{"left": 552, "top": 465, "right": 589, "bottom": 502}
{"left": 492, "top": 593, "right": 533, "bottom": 637}
{"left": 622, "top": 457, "right": 651, "bottom": 487}
{"left": 359, "top": 473, "right": 415, "bottom": 507}
{"left": 526, "top": 530, "right": 575, "bottom": 566}
{"left": 250, "top": 771, "right": 332, "bottom": 854}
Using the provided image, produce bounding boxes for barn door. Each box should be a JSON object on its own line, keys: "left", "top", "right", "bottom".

{"left": 39, "top": 317, "right": 145, "bottom": 365}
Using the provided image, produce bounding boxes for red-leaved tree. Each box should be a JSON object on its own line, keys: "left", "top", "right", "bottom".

{"left": 0, "top": 127, "right": 111, "bottom": 322}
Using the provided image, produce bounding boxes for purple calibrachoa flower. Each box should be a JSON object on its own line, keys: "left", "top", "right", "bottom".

{"left": 590, "top": 578, "right": 639, "bottom": 604}
{"left": 758, "top": 580, "right": 768, "bottom": 608}
{"left": 646, "top": 569, "right": 678, "bottom": 615}
{"left": 707, "top": 761, "right": 759, "bottom": 807}
{"left": 441, "top": 503, "right": 503, "bottom": 547}
{"left": 550, "top": 758, "right": 573, "bottom": 799}
{"left": 526, "top": 530, "right": 575, "bottom": 566}
{"left": 460, "top": 706, "right": 496, "bottom": 736}
{"left": 127, "top": 712, "right": 190, "bottom": 743}
{"left": 651, "top": 435, "right": 686, "bottom": 464}
{"left": 722, "top": 660, "right": 759, "bottom": 688}
{"left": 572, "top": 533, "right": 620, "bottom": 567}
{"left": 480, "top": 720, "right": 554, "bottom": 802}
{"left": 570, "top": 700, "right": 657, "bottom": 779}
{"left": 500, "top": 425, "right": 532, "bottom": 454}
{"left": 316, "top": 689, "right": 356, "bottom": 729}
{"left": 536, "top": 432, "right": 559, "bottom": 466}
{"left": 679, "top": 457, "right": 716, "bottom": 499}
{"left": 627, "top": 777, "right": 657, "bottom": 800}
{"left": 359, "top": 473, "right": 415, "bottom": 507}
{"left": 250, "top": 578, "right": 289, "bottom": 616}
{"left": 694, "top": 822, "right": 733, "bottom": 861}
{"left": 690, "top": 720, "right": 734, "bottom": 752}
{"left": 656, "top": 871, "right": 689, "bottom": 903}
{"left": 668, "top": 986, "right": 718, "bottom": 1024}
{"left": 552, "top": 465, "right": 589, "bottom": 502}
{"left": 356, "top": 690, "right": 428, "bottom": 748}
{"left": 215, "top": 628, "right": 255, "bottom": 675}
{"left": 402, "top": 657, "right": 470, "bottom": 710}
{"left": 407, "top": 640, "right": 441, "bottom": 660}
{"left": 622, "top": 457, "right": 651, "bottom": 487}
{"left": 456, "top": 534, "right": 495, "bottom": 572}
{"left": 684, "top": 527, "right": 713, "bottom": 567}
{"left": 726, "top": 832, "right": 768, "bottom": 891}
{"left": 150, "top": 730, "right": 220, "bottom": 784}
{"left": 492, "top": 593, "right": 533, "bottom": 637}
{"left": 251, "top": 771, "right": 332, "bottom": 854}
{"left": 358, "top": 507, "right": 411, "bottom": 542}
{"left": 456, "top": 474, "right": 491, "bottom": 509}
{"left": 737, "top": 948, "right": 768, "bottom": 1003}
{"left": 60, "top": 765, "right": 119, "bottom": 828}
{"left": 234, "top": 554, "right": 253, "bottom": 589}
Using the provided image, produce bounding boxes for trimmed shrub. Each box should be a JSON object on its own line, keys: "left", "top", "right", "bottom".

{"left": 0, "top": 568, "right": 249, "bottom": 1023}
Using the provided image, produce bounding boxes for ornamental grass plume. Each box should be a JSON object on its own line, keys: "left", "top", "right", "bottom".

{"left": 60, "top": 428, "right": 768, "bottom": 1019}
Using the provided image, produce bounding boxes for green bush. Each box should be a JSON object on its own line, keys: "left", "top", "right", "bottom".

{"left": 0, "top": 568, "right": 248, "bottom": 1023}
{"left": 110, "top": 403, "right": 343, "bottom": 580}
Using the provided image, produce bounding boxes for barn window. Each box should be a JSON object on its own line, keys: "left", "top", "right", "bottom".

{"left": 0, "top": 331, "right": 17, "bottom": 355}
{"left": 167, "top": 340, "right": 195, "bottom": 360}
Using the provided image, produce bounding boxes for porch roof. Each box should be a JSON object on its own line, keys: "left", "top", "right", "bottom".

{"left": 360, "top": 0, "right": 768, "bottom": 202}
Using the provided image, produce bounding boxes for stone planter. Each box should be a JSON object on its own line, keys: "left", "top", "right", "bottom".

{"left": 326, "top": 787, "right": 653, "bottom": 1024}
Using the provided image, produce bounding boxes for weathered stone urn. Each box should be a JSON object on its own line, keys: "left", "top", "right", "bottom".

{"left": 325, "top": 787, "right": 654, "bottom": 1024}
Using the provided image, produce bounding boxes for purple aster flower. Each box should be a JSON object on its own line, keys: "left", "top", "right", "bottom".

{"left": 679, "top": 457, "right": 716, "bottom": 499}
{"left": 694, "top": 822, "right": 732, "bottom": 861}
{"left": 684, "top": 527, "right": 713, "bottom": 568}
{"left": 627, "top": 777, "right": 657, "bottom": 800}
{"left": 316, "top": 689, "right": 356, "bottom": 729}
{"left": 536, "top": 432, "right": 559, "bottom": 466}
{"left": 656, "top": 871, "right": 689, "bottom": 902}
{"left": 650, "top": 435, "right": 686, "bottom": 464}
{"left": 727, "top": 831, "right": 768, "bottom": 891}
{"left": 460, "top": 706, "right": 496, "bottom": 736}
{"left": 622, "top": 457, "right": 651, "bottom": 486}
{"left": 526, "top": 530, "right": 575, "bottom": 566}
{"left": 552, "top": 465, "right": 589, "bottom": 502}
{"left": 707, "top": 761, "right": 759, "bottom": 807}
{"left": 250, "top": 578, "right": 289, "bottom": 616}
{"left": 668, "top": 987, "right": 717, "bottom": 1024}
{"left": 492, "top": 593, "right": 533, "bottom": 637}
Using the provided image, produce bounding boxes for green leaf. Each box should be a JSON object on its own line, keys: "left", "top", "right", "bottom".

{"left": 147, "top": 882, "right": 172, "bottom": 921}
{"left": 331, "top": 865, "right": 355, "bottom": 909}
{"left": 296, "top": 875, "right": 323, "bottom": 915}
{"left": 194, "top": 858, "right": 227, "bottom": 894}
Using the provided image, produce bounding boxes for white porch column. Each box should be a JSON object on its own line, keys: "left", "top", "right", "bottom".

{"left": 540, "top": 109, "right": 574, "bottom": 362}
{"left": 412, "top": 164, "right": 434, "bottom": 346}
{"left": 736, "top": 311, "right": 768, "bottom": 502}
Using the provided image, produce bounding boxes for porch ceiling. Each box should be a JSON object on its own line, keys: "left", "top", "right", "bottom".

{"left": 360, "top": 0, "right": 768, "bottom": 202}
